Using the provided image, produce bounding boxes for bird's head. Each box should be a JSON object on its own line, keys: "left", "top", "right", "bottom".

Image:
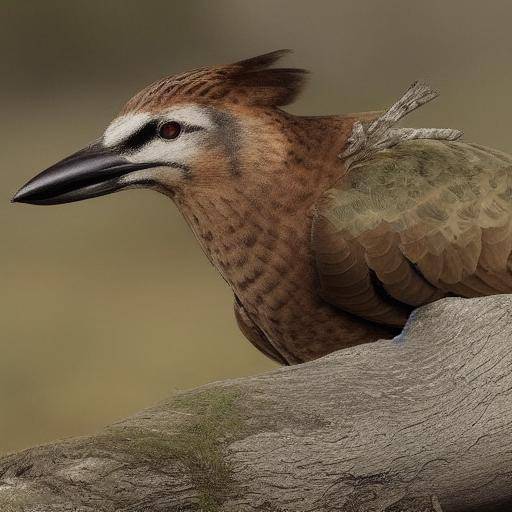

{"left": 12, "top": 50, "right": 308, "bottom": 205}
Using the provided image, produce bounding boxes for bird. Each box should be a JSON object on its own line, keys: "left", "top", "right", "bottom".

{"left": 12, "top": 50, "right": 512, "bottom": 365}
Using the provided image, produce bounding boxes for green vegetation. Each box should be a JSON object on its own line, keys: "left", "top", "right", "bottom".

{"left": 108, "top": 387, "right": 245, "bottom": 511}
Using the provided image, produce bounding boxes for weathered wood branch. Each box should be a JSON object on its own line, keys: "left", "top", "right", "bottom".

{"left": 341, "top": 81, "right": 463, "bottom": 167}
{"left": 1, "top": 295, "right": 512, "bottom": 511}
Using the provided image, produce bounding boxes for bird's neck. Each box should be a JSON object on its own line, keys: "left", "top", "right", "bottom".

{"left": 177, "top": 113, "right": 355, "bottom": 288}
{"left": 175, "top": 112, "right": 385, "bottom": 361}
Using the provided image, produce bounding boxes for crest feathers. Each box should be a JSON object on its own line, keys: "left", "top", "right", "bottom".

{"left": 235, "top": 49, "right": 293, "bottom": 71}
{"left": 231, "top": 50, "right": 308, "bottom": 107}
{"left": 121, "top": 50, "right": 308, "bottom": 114}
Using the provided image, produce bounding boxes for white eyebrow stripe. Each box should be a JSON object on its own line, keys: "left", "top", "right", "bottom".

{"left": 164, "top": 105, "right": 214, "bottom": 129}
{"left": 103, "top": 104, "right": 214, "bottom": 148}
{"left": 103, "top": 112, "right": 152, "bottom": 147}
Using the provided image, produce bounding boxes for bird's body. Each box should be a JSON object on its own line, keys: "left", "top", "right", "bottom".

{"left": 176, "top": 111, "right": 396, "bottom": 363}
{"left": 13, "top": 51, "right": 512, "bottom": 364}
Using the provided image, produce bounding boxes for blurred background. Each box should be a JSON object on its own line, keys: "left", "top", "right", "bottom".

{"left": 2, "top": 0, "right": 512, "bottom": 454}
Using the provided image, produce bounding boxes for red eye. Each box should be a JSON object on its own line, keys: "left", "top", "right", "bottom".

{"left": 158, "top": 121, "right": 181, "bottom": 140}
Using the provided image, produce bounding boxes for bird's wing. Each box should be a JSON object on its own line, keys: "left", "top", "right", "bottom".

{"left": 312, "top": 139, "right": 512, "bottom": 326}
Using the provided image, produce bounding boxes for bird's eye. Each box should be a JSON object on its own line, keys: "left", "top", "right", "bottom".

{"left": 158, "top": 121, "right": 181, "bottom": 140}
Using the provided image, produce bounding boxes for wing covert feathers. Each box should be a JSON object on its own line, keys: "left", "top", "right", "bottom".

{"left": 313, "top": 140, "right": 512, "bottom": 324}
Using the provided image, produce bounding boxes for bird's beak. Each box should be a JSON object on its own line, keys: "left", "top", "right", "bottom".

{"left": 12, "top": 143, "right": 157, "bottom": 205}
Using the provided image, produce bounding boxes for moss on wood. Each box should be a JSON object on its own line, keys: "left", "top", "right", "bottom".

{"left": 106, "top": 387, "right": 244, "bottom": 511}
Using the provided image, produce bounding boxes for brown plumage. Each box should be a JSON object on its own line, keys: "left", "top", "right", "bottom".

{"left": 121, "top": 50, "right": 307, "bottom": 112}
{"left": 13, "top": 50, "right": 512, "bottom": 364}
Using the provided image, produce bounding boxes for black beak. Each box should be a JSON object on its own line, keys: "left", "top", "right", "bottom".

{"left": 12, "top": 143, "right": 157, "bottom": 205}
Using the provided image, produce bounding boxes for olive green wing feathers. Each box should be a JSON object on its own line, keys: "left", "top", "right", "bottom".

{"left": 312, "top": 139, "right": 512, "bottom": 326}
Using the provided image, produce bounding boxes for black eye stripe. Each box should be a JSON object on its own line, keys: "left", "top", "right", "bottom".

{"left": 117, "top": 121, "right": 205, "bottom": 152}
{"left": 183, "top": 125, "right": 205, "bottom": 133}
{"left": 118, "top": 120, "right": 158, "bottom": 152}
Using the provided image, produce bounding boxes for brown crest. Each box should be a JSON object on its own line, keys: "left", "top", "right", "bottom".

{"left": 121, "top": 50, "right": 308, "bottom": 114}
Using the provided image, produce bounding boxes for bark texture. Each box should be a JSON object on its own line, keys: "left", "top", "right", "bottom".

{"left": 1, "top": 295, "right": 512, "bottom": 512}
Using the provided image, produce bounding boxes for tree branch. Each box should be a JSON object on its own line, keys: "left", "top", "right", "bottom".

{"left": 1, "top": 295, "right": 512, "bottom": 511}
